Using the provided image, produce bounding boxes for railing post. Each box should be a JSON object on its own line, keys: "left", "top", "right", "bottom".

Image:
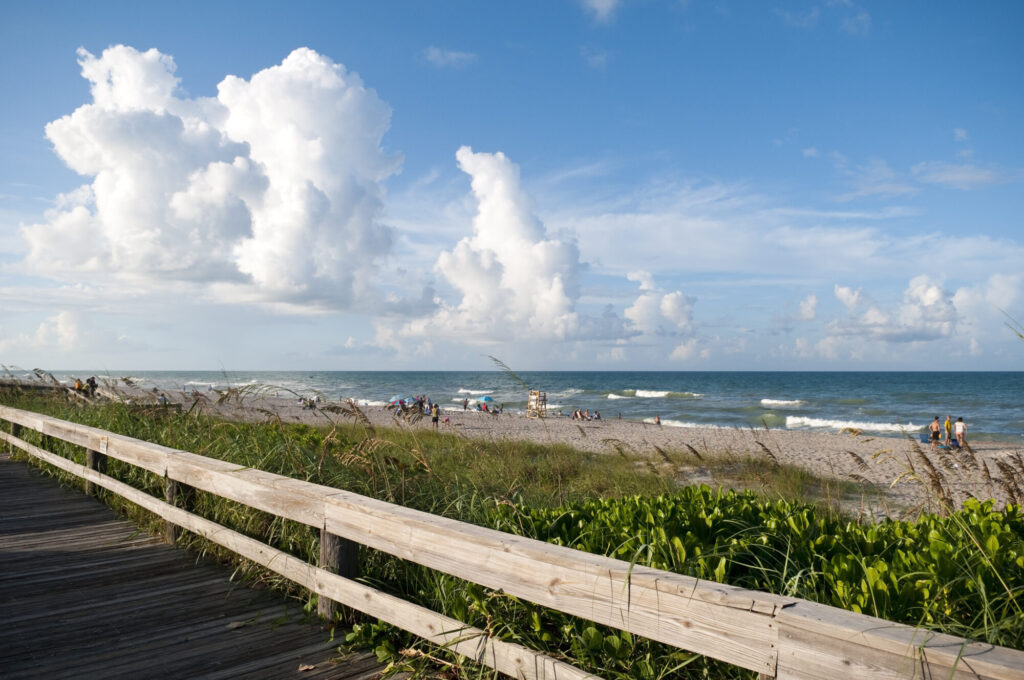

{"left": 85, "top": 449, "right": 107, "bottom": 496}
{"left": 164, "top": 476, "right": 180, "bottom": 544}
{"left": 318, "top": 528, "right": 358, "bottom": 619}
{"left": 8, "top": 422, "right": 21, "bottom": 454}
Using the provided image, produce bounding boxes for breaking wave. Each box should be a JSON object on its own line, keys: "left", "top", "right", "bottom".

{"left": 642, "top": 418, "right": 727, "bottom": 429}
{"left": 761, "top": 398, "right": 803, "bottom": 407}
{"left": 636, "top": 389, "right": 671, "bottom": 398}
{"left": 786, "top": 416, "right": 922, "bottom": 433}
{"left": 612, "top": 389, "right": 703, "bottom": 399}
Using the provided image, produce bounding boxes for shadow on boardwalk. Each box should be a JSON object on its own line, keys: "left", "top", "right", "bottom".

{"left": 0, "top": 453, "right": 382, "bottom": 680}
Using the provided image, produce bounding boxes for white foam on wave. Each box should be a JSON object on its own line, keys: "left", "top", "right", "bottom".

{"left": 607, "top": 393, "right": 631, "bottom": 400}
{"left": 786, "top": 416, "right": 921, "bottom": 433}
{"left": 635, "top": 389, "right": 670, "bottom": 398}
{"left": 351, "top": 399, "right": 386, "bottom": 407}
{"left": 632, "top": 389, "right": 703, "bottom": 398}
{"left": 642, "top": 418, "right": 727, "bottom": 429}
{"left": 457, "top": 388, "right": 491, "bottom": 395}
{"left": 761, "top": 398, "right": 803, "bottom": 407}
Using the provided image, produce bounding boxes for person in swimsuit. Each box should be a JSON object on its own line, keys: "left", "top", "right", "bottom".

{"left": 955, "top": 417, "right": 967, "bottom": 447}
{"left": 928, "top": 417, "right": 941, "bottom": 452}
{"left": 943, "top": 415, "right": 952, "bottom": 448}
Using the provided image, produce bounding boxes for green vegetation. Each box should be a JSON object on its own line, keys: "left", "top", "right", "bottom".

{"left": 497, "top": 490, "right": 1023, "bottom": 643}
{"left": 3, "top": 388, "right": 1023, "bottom": 680}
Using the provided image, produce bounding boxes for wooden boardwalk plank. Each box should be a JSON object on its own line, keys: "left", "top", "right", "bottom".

{"left": 0, "top": 455, "right": 380, "bottom": 680}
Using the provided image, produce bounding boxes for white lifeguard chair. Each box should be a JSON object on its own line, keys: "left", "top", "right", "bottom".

{"left": 526, "top": 390, "right": 547, "bottom": 419}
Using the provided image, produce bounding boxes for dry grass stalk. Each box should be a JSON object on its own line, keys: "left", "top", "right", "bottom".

{"left": 995, "top": 461, "right": 1022, "bottom": 505}
{"left": 601, "top": 438, "right": 630, "bottom": 459}
{"left": 683, "top": 443, "right": 705, "bottom": 462}
{"left": 909, "top": 438, "right": 953, "bottom": 511}
{"left": 846, "top": 451, "right": 870, "bottom": 472}
{"left": 651, "top": 443, "right": 679, "bottom": 472}
{"left": 753, "top": 440, "right": 780, "bottom": 467}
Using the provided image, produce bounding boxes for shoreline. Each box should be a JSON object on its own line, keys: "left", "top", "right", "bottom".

{"left": 11, "top": 379, "right": 1022, "bottom": 515}
{"left": 168, "top": 388, "right": 1024, "bottom": 515}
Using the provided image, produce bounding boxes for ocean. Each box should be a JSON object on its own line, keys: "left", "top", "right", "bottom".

{"left": 32, "top": 370, "right": 1024, "bottom": 442}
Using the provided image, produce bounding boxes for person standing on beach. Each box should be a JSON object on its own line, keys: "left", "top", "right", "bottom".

{"left": 431, "top": 403, "right": 440, "bottom": 429}
{"left": 462, "top": 398, "right": 469, "bottom": 411}
{"left": 955, "top": 417, "right": 967, "bottom": 447}
{"left": 944, "top": 415, "right": 952, "bottom": 448}
{"left": 928, "top": 417, "right": 941, "bottom": 452}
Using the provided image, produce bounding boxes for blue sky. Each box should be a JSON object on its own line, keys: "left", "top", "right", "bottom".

{"left": 1, "top": 1, "right": 1022, "bottom": 371}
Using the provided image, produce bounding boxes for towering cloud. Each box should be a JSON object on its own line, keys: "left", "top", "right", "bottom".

{"left": 407, "top": 147, "right": 583, "bottom": 341}
{"left": 22, "top": 45, "right": 399, "bottom": 309}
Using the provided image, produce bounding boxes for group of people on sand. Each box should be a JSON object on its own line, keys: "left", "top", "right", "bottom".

{"left": 428, "top": 403, "right": 452, "bottom": 428}
{"left": 570, "top": 409, "right": 601, "bottom": 421}
{"left": 72, "top": 376, "right": 97, "bottom": 397}
{"left": 928, "top": 415, "right": 967, "bottom": 452}
{"left": 459, "top": 397, "right": 503, "bottom": 414}
{"left": 297, "top": 396, "right": 321, "bottom": 410}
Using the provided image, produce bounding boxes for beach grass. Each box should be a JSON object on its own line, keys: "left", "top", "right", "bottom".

{"left": 3, "top": 385, "right": 1022, "bottom": 680}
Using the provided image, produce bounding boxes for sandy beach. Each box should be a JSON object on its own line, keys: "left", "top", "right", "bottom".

{"left": 106, "top": 384, "right": 1023, "bottom": 518}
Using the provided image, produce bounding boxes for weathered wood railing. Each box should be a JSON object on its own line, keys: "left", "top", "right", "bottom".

{"left": 2, "top": 404, "right": 1023, "bottom": 680}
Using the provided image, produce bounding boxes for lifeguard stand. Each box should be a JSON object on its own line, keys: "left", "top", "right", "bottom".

{"left": 526, "top": 390, "right": 547, "bottom": 419}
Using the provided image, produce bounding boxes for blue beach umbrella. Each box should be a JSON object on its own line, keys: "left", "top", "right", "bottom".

{"left": 480, "top": 395, "right": 494, "bottom": 403}
{"left": 388, "top": 395, "right": 405, "bottom": 405}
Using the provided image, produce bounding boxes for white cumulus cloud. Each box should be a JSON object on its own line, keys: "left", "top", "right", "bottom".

{"left": 623, "top": 274, "right": 695, "bottom": 336}
{"left": 669, "top": 338, "right": 706, "bottom": 361}
{"left": 401, "top": 146, "right": 584, "bottom": 342}
{"left": 834, "top": 284, "right": 862, "bottom": 310}
{"left": 0, "top": 311, "right": 81, "bottom": 354}
{"left": 21, "top": 45, "right": 400, "bottom": 310}
{"left": 798, "top": 294, "right": 818, "bottom": 320}
{"left": 829, "top": 276, "right": 958, "bottom": 343}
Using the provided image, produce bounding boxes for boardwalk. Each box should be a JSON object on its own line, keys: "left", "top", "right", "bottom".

{"left": 0, "top": 454, "right": 382, "bottom": 680}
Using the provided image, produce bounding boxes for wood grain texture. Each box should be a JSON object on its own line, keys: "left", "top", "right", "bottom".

{"left": 164, "top": 476, "right": 181, "bottom": 543}
{"left": 8, "top": 441, "right": 599, "bottom": 680}
{"left": 318, "top": 529, "right": 358, "bottom": 619}
{"left": 85, "top": 448, "right": 106, "bottom": 496}
{"left": 0, "top": 453, "right": 376, "bottom": 680}
{"left": 775, "top": 600, "right": 1024, "bottom": 680}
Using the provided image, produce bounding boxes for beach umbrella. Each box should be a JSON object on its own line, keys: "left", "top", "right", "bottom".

{"left": 480, "top": 395, "right": 494, "bottom": 403}
{"left": 388, "top": 395, "right": 405, "bottom": 405}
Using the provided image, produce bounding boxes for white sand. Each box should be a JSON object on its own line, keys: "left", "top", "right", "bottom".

{"left": 112, "top": 386, "right": 1024, "bottom": 517}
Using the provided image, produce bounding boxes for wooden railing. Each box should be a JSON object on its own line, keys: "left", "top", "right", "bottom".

{"left": 2, "top": 404, "right": 1023, "bottom": 680}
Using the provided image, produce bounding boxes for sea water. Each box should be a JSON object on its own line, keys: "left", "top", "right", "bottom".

{"left": 35, "top": 370, "right": 1024, "bottom": 441}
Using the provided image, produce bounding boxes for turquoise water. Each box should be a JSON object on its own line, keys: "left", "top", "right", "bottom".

{"left": 41, "top": 370, "right": 1024, "bottom": 441}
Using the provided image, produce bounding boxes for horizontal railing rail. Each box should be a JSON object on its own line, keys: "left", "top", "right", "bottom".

{"left": 2, "top": 404, "right": 1023, "bottom": 680}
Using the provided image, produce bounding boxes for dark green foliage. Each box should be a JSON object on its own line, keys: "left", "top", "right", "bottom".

{"left": 494, "top": 488, "right": 1024, "bottom": 647}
